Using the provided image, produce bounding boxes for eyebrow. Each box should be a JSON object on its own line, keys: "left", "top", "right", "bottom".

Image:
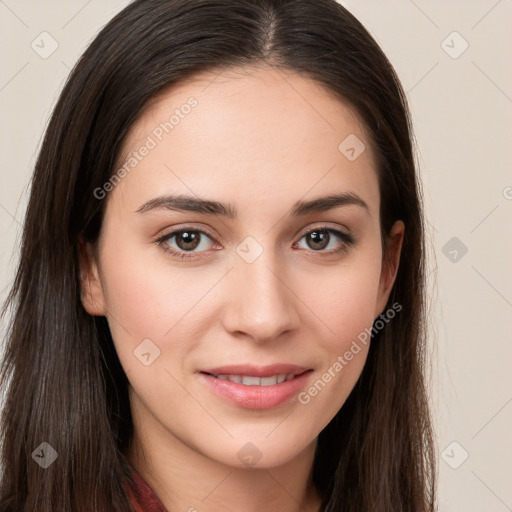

{"left": 135, "top": 192, "right": 370, "bottom": 217}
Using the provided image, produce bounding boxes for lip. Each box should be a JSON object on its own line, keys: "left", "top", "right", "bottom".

{"left": 197, "top": 364, "right": 313, "bottom": 410}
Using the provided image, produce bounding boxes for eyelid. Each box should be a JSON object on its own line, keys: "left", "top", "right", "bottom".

{"left": 155, "top": 223, "right": 219, "bottom": 242}
{"left": 299, "top": 222, "right": 352, "bottom": 238}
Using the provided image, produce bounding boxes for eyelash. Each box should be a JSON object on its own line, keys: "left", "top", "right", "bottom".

{"left": 154, "top": 225, "right": 357, "bottom": 261}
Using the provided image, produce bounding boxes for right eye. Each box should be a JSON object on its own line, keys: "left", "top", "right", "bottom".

{"left": 155, "top": 228, "right": 219, "bottom": 260}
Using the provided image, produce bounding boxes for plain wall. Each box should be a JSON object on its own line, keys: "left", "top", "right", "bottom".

{"left": 0, "top": 1, "right": 511, "bottom": 510}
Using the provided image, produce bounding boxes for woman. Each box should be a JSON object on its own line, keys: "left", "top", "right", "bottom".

{"left": 0, "top": 0, "right": 436, "bottom": 510}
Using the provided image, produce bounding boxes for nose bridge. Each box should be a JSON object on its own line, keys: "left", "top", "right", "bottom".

{"left": 222, "top": 237, "right": 299, "bottom": 341}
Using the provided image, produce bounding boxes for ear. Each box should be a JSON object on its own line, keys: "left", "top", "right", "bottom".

{"left": 78, "top": 236, "right": 107, "bottom": 316}
{"left": 374, "top": 220, "right": 404, "bottom": 317}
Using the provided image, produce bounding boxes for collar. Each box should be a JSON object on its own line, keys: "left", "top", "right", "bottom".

{"left": 125, "top": 467, "right": 169, "bottom": 512}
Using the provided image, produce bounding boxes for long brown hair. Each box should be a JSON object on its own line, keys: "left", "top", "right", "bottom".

{"left": 0, "top": 0, "right": 436, "bottom": 510}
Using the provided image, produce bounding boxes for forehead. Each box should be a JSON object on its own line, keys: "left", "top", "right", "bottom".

{"left": 111, "top": 64, "right": 380, "bottom": 217}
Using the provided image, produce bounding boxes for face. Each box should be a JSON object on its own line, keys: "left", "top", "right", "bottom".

{"left": 80, "top": 64, "right": 403, "bottom": 470}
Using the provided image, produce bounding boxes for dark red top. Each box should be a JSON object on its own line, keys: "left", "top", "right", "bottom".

{"left": 125, "top": 467, "right": 169, "bottom": 512}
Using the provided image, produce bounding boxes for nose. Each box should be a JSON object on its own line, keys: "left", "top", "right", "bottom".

{"left": 221, "top": 250, "right": 300, "bottom": 344}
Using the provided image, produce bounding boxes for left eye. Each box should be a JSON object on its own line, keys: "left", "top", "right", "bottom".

{"left": 295, "top": 227, "right": 354, "bottom": 252}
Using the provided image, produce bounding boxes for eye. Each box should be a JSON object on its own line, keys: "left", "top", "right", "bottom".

{"left": 155, "top": 224, "right": 356, "bottom": 261}
{"left": 156, "top": 228, "right": 218, "bottom": 260}
{"left": 295, "top": 226, "right": 356, "bottom": 253}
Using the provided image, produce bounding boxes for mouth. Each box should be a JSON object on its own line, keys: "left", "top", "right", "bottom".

{"left": 201, "top": 370, "right": 308, "bottom": 386}
{"left": 197, "top": 364, "right": 313, "bottom": 409}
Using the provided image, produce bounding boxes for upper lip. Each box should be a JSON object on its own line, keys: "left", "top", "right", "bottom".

{"left": 199, "top": 364, "right": 311, "bottom": 377}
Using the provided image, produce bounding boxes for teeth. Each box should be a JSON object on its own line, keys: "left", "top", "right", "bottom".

{"left": 242, "top": 376, "right": 261, "bottom": 386}
{"left": 260, "top": 376, "right": 278, "bottom": 386}
{"left": 212, "top": 373, "right": 296, "bottom": 386}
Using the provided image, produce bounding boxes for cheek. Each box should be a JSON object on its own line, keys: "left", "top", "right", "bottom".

{"left": 97, "top": 242, "right": 175, "bottom": 356}
{"left": 97, "top": 239, "right": 228, "bottom": 376}
{"left": 296, "top": 254, "right": 383, "bottom": 345}
{"left": 287, "top": 256, "right": 382, "bottom": 426}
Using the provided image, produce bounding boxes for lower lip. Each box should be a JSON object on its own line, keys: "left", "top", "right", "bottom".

{"left": 198, "top": 371, "right": 313, "bottom": 410}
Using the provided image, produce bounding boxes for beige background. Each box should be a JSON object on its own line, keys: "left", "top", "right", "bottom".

{"left": 1, "top": 1, "right": 511, "bottom": 510}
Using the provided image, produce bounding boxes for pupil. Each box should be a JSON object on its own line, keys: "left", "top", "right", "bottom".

{"left": 309, "top": 230, "right": 328, "bottom": 250}
{"left": 178, "top": 231, "right": 199, "bottom": 250}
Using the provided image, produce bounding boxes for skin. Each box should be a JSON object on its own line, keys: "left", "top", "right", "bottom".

{"left": 79, "top": 64, "right": 404, "bottom": 512}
